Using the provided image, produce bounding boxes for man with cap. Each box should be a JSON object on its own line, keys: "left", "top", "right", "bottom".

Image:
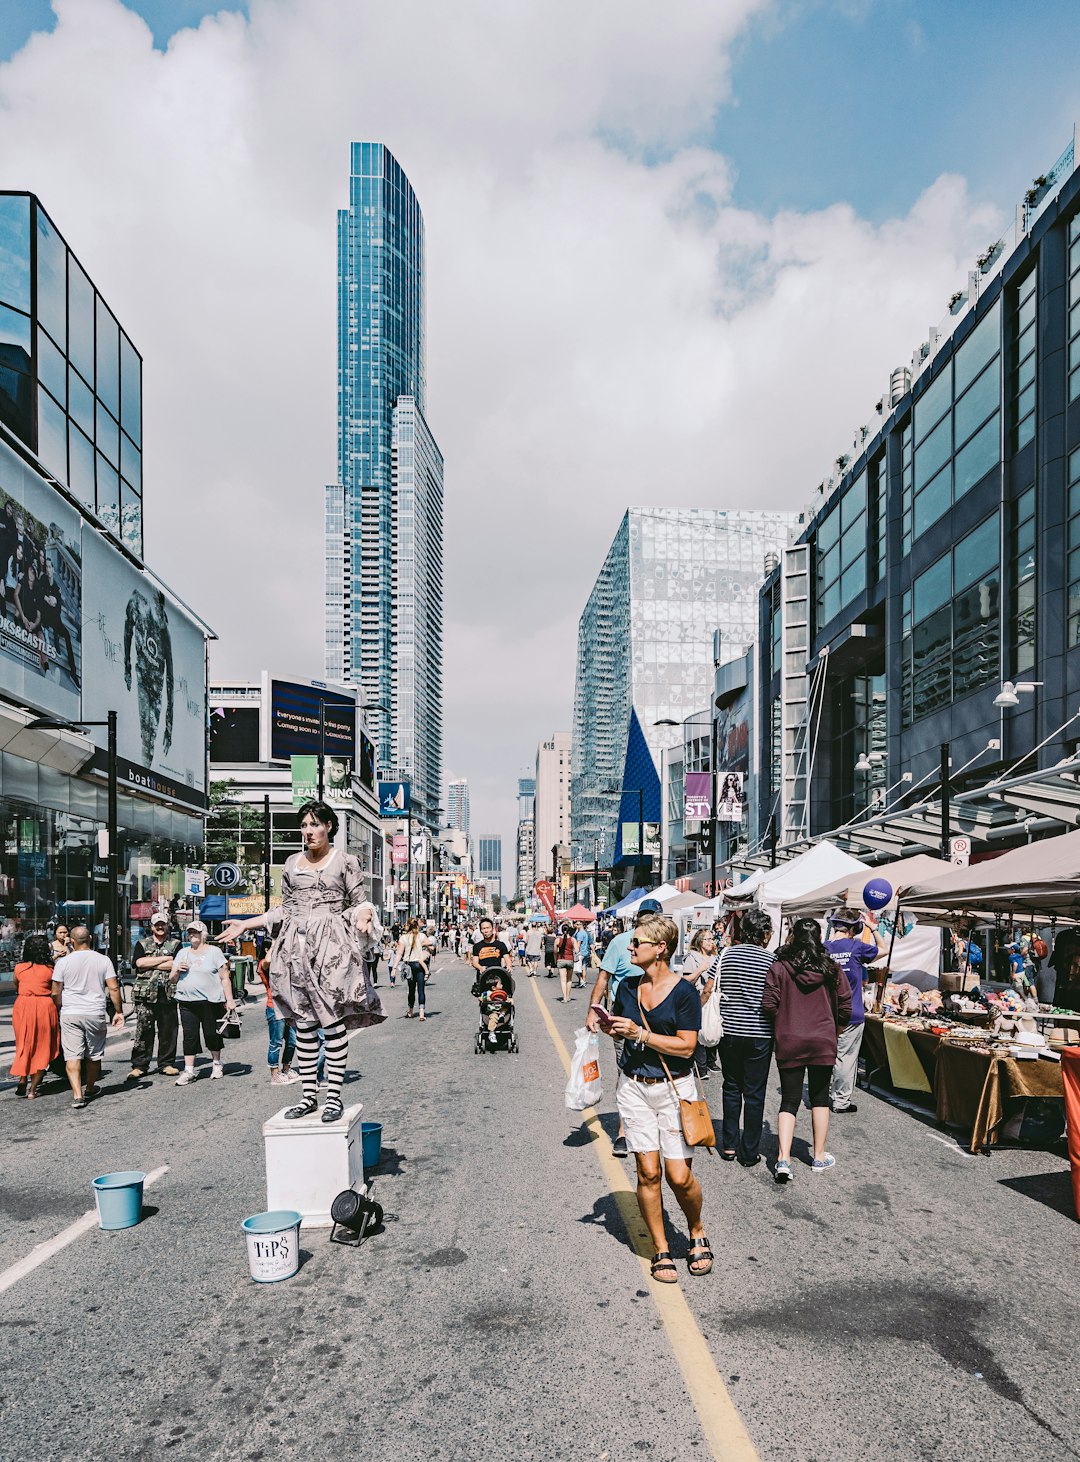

{"left": 129, "top": 913, "right": 181, "bottom": 1079}
{"left": 586, "top": 898, "right": 664, "bottom": 1156}
{"left": 825, "top": 908, "right": 887, "bottom": 1114}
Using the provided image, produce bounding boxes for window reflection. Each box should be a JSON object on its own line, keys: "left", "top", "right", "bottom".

{"left": 37, "top": 387, "right": 67, "bottom": 480}
{"left": 67, "top": 258, "right": 94, "bottom": 385}
{"left": 36, "top": 208, "right": 66, "bottom": 351}
{"left": 0, "top": 196, "right": 31, "bottom": 314}
{"left": 95, "top": 297, "right": 120, "bottom": 416}
{"left": 67, "top": 421, "right": 95, "bottom": 507}
{"left": 120, "top": 332, "right": 141, "bottom": 445}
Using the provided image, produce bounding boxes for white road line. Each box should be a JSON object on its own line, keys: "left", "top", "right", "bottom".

{"left": 924, "top": 1132, "right": 976, "bottom": 1157}
{"left": 0, "top": 1163, "right": 169, "bottom": 1296}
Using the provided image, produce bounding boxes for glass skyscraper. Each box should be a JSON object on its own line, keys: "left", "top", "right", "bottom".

{"left": 572, "top": 507, "right": 798, "bottom": 868}
{"left": 326, "top": 143, "right": 444, "bottom": 830}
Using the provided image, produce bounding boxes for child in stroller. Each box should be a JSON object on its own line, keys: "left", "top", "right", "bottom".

{"left": 471, "top": 968, "right": 519, "bottom": 1054}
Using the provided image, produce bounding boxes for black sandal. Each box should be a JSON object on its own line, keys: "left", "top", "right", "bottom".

{"left": 284, "top": 1097, "right": 318, "bottom": 1120}
{"left": 650, "top": 1251, "right": 678, "bottom": 1284}
{"left": 687, "top": 1237, "right": 714, "bottom": 1276}
{"left": 321, "top": 1097, "right": 344, "bottom": 1124}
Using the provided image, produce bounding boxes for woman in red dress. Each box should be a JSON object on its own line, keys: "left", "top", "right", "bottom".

{"left": 11, "top": 933, "right": 60, "bottom": 1099}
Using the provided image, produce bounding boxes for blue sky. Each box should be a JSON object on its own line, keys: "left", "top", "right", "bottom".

{"left": 0, "top": 0, "right": 247, "bottom": 59}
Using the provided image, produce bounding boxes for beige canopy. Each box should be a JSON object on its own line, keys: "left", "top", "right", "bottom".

{"left": 781, "top": 853, "right": 951, "bottom": 920}
{"left": 897, "top": 828, "right": 1080, "bottom": 922}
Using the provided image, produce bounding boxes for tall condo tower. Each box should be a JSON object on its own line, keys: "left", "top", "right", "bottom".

{"left": 326, "top": 142, "right": 444, "bottom": 831}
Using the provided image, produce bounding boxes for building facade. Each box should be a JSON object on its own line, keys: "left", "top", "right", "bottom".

{"left": 326, "top": 142, "right": 444, "bottom": 832}
{"left": 756, "top": 128, "right": 1080, "bottom": 866}
{"left": 571, "top": 507, "right": 797, "bottom": 882}
{"left": 476, "top": 833, "right": 502, "bottom": 903}
{"left": 0, "top": 192, "right": 210, "bottom": 959}
{"left": 535, "top": 733, "right": 571, "bottom": 884}
{"left": 446, "top": 776, "right": 470, "bottom": 837}
{"left": 515, "top": 775, "right": 536, "bottom": 897}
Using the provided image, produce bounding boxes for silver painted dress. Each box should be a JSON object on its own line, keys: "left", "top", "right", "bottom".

{"left": 263, "top": 850, "right": 385, "bottom": 1031}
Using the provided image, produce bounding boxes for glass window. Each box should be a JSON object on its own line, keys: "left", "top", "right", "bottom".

{"left": 913, "top": 554, "right": 951, "bottom": 622}
{"left": 1009, "top": 267, "right": 1037, "bottom": 454}
{"left": 35, "top": 207, "right": 66, "bottom": 351}
{"left": 914, "top": 367, "right": 951, "bottom": 445}
{"left": 913, "top": 467, "right": 950, "bottom": 539}
{"left": 36, "top": 325, "right": 65, "bottom": 403}
{"left": 120, "top": 332, "right": 141, "bottom": 445}
{"left": 841, "top": 472, "right": 866, "bottom": 531}
{"left": 914, "top": 413, "right": 951, "bottom": 490}
{"left": 0, "top": 194, "right": 31, "bottom": 314}
{"left": 0, "top": 299, "right": 30, "bottom": 364}
{"left": 37, "top": 387, "right": 67, "bottom": 480}
{"left": 817, "top": 507, "right": 840, "bottom": 554}
{"left": 121, "top": 478, "right": 142, "bottom": 557}
{"left": 96, "top": 452, "right": 120, "bottom": 537}
{"left": 120, "top": 432, "right": 141, "bottom": 493}
{"left": 95, "top": 297, "right": 120, "bottom": 417}
{"left": 67, "top": 258, "right": 94, "bottom": 385}
{"left": 954, "top": 412, "right": 999, "bottom": 499}
{"left": 953, "top": 300, "right": 1000, "bottom": 395}
{"left": 0, "top": 354, "right": 33, "bottom": 445}
{"left": 954, "top": 513, "right": 999, "bottom": 594}
{"left": 96, "top": 400, "right": 119, "bottom": 467}
{"left": 67, "top": 364, "right": 94, "bottom": 436}
{"left": 67, "top": 421, "right": 95, "bottom": 507}
{"left": 1011, "top": 486, "right": 1036, "bottom": 676}
{"left": 953, "top": 359, "right": 999, "bottom": 446}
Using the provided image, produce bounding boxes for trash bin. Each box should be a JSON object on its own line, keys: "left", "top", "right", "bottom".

{"left": 231, "top": 956, "right": 254, "bottom": 1001}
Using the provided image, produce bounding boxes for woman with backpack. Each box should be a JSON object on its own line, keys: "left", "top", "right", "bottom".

{"left": 393, "top": 917, "right": 430, "bottom": 1020}
{"left": 761, "top": 917, "right": 851, "bottom": 1182}
{"left": 555, "top": 922, "right": 577, "bottom": 1003}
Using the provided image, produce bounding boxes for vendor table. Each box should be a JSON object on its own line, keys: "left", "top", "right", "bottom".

{"left": 862, "top": 1013, "right": 1065, "bottom": 1152}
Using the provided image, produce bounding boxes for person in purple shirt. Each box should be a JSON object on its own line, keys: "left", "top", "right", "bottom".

{"left": 824, "top": 909, "right": 886, "bottom": 1114}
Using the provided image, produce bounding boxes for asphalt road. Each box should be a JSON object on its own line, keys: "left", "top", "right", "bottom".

{"left": 1, "top": 951, "right": 1077, "bottom": 1462}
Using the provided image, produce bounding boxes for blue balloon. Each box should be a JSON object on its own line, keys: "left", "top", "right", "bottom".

{"left": 862, "top": 878, "right": 893, "bottom": 911}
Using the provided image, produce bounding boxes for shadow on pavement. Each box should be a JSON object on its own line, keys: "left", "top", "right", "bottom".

{"left": 998, "top": 1169, "right": 1077, "bottom": 1221}
{"left": 369, "top": 1144, "right": 406, "bottom": 1176}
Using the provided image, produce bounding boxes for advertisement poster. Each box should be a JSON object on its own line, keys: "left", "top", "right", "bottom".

{"left": 269, "top": 679, "right": 356, "bottom": 761}
{"left": 379, "top": 780, "right": 410, "bottom": 817}
{"left": 291, "top": 754, "right": 353, "bottom": 807}
{"left": 717, "top": 771, "right": 746, "bottom": 821}
{"left": 80, "top": 530, "right": 207, "bottom": 806}
{"left": 621, "top": 822, "right": 661, "bottom": 857}
{"left": 392, "top": 833, "right": 408, "bottom": 866}
{"left": 0, "top": 444, "right": 82, "bottom": 720}
{"left": 534, "top": 878, "right": 555, "bottom": 920}
{"left": 684, "top": 771, "right": 712, "bottom": 820}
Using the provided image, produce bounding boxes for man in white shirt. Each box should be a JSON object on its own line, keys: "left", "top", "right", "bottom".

{"left": 52, "top": 924, "right": 124, "bottom": 1108}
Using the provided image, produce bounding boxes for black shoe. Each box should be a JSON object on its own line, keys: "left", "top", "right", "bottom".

{"left": 719, "top": 1150, "right": 737, "bottom": 1161}
{"left": 284, "top": 1097, "right": 318, "bottom": 1120}
{"left": 322, "top": 1098, "right": 345, "bottom": 1124}
{"left": 830, "top": 1102, "right": 858, "bottom": 1114}
{"left": 612, "top": 1135, "right": 629, "bottom": 1158}
{"left": 737, "top": 1154, "right": 762, "bottom": 1168}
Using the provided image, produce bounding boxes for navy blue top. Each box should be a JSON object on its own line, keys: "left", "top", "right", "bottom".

{"left": 614, "top": 974, "right": 701, "bottom": 1080}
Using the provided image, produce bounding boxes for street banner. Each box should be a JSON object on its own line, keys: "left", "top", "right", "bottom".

{"left": 717, "top": 771, "right": 746, "bottom": 822}
{"left": 411, "top": 832, "right": 426, "bottom": 865}
{"left": 534, "top": 879, "right": 556, "bottom": 920}
{"left": 684, "top": 771, "right": 712, "bottom": 821}
{"left": 379, "top": 780, "right": 410, "bottom": 817}
{"left": 293, "top": 754, "right": 353, "bottom": 806}
{"left": 622, "top": 823, "right": 661, "bottom": 857}
{"left": 392, "top": 833, "right": 408, "bottom": 866}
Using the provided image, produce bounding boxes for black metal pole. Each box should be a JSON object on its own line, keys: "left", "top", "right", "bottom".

{"left": 709, "top": 714, "right": 718, "bottom": 896}
{"left": 317, "top": 701, "right": 326, "bottom": 802}
{"left": 940, "top": 742, "right": 950, "bottom": 861}
{"left": 638, "top": 788, "right": 644, "bottom": 884}
{"left": 769, "top": 814, "right": 778, "bottom": 869}
{"left": 263, "top": 794, "right": 271, "bottom": 913}
{"left": 407, "top": 808, "right": 412, "bottom": 921}
{"left": 107, "top": 710, "right": 118, "bottom": 974}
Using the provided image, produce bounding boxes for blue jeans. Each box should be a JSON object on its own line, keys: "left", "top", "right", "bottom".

{"left": 719, "top": 1035, "right": 773, "bottom": 1163}
{"left": 265, "top": 1006, "right": 297, "bottom": 1070}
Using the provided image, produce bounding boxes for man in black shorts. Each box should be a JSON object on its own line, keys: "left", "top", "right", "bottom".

{"left": 542, "top": 926, "right": 557, "bottom": 978}
{"left": 468, "top": 917, "right": 514, "bottom": 995}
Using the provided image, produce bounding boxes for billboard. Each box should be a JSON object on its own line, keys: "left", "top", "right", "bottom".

{"left": 81, "top": 530, "right": 207, "bottom": 808}
{"left": 291, "top": 754, "right": 353, "bottom": 807}
{"left": 357, "top": 728, "right": 375, "bottom": 791}
{"left": 684, "top": 772, "right": 712, "bottom": 821}
{"left": 379, "top": 780, "right": 410, "bottom": 817}
{"left": 717, "top": 770, "right": 746, "bottom": 822}
{"left": 0, "top": 444, "right": 82, "bottom": 720}
{"left": 269, "top": 678, "right": 355, "bottom": 761}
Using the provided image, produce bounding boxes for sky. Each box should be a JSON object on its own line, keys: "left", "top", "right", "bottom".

{"left": 1, "top": 0, "right": 1079, "bottom": 889}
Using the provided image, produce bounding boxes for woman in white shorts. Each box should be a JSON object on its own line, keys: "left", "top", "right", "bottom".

{"left": 603, "top": 914, "right": 711, "bottom": 1285}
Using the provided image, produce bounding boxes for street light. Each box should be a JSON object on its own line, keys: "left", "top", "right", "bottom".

{"left": 994, "top": 680, "right": 1042, "bottom": 708}
{"left": 29, "top": 712, "right": 119, "bottom": 973}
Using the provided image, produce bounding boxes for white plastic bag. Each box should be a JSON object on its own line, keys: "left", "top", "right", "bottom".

{"left": 565, "top": 1027, "right": 603, "bottom": 1110}
{"left": 699, "top": 951, "right": 724, "bottom": 1048}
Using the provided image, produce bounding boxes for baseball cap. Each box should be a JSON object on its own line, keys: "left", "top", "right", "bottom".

{"left": 150, "top": 913, "right": 169, "bottom": 927}
{"left": 186, "top": 919, "right": 208, "bottom": 934}
{"left": 636, "top": 898, "right": 663, "bottom": 915}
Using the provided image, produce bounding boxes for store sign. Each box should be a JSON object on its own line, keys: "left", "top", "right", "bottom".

{"left": 950, "top": 836, "right": 971, "bottom": 867}
{"left": 185, "top": 868, "right": 205, "bottom": 897}
{"left": 211, "top": 862, "right": 243, "bottom": 890}
{"left": 684, "top": 772, "right": 712, "bottom": 820}
{"left": 227, "top": 893, "right": 281, "bottom": 916}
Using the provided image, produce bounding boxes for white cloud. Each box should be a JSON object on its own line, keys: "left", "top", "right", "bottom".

{"left": 0, "top": 0, "right": 1002, "bottom": 878}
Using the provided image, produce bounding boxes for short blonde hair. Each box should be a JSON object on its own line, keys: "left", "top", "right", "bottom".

{"left": 634, "top": 914, "right": 678, "bottom": 961}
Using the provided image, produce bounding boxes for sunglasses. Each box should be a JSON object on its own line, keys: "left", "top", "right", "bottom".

{"left": 629, "top": 937, "right": 660, "bottom": 949}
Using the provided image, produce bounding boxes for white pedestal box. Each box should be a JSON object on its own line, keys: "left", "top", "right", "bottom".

{"left": 262, "top": 1101, "right": 364, "bottom": 1227}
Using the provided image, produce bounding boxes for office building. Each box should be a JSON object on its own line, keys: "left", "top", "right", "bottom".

{"left": 535, "top": 733, "right": 571, "bottom": 883}
{"left": 754, "top": 127, "right": 1080, "bottom": 867}
{"left": 571, "top": 507, "right": 797, "bottom": 880}
{"left": 515, "top": 775, "right": 536, "bottom": 897}
{"left": 477, "top": 833, "right": 502, "bottom": 903}
{"left": 0, "top": 192, "right": 211, "bottom": 951}
{"left": 325, "top": 142, "right": 444, "bottom": 832}
{"left": 446, "top": 777, "right": 470, "bottom": 837}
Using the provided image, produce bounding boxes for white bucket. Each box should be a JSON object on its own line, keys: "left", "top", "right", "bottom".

{"left": 242, "top": 1209, "right": 302, "bottom": 1283}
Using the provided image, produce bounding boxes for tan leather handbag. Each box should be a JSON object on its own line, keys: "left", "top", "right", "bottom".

{"left": 637, "top": 1004, "right": 716, "bottom": 1150}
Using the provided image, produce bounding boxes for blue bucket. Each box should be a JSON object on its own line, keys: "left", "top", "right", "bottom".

{"left": 242, "top": 1210, "right": 302, "bottom": 1283}
{"left": 361, "top": 1121, "right": 383, "bottom": 1169}
{"left": 92, "top": 1171, "right": 145, "bottom": 1230}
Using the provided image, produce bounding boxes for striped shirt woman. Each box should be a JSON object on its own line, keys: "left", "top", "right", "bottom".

{"left": 717, "top": 906, "right": 775, "bottom": 1166}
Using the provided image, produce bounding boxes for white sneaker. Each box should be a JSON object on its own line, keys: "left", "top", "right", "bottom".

{"left": 210, "top": 1063, "right": 224, "bottom": 1080}
{"left": 175, "top": 1068, "right": 197, "bottom": 1086}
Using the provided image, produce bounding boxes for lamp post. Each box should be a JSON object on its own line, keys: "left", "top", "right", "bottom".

{"left": 29, "top": 712, "right": 119, "bottom": 974}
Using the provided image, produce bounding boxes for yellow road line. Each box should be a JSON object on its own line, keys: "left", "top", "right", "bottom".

{"left": 528, "top": 979, "right": 759, "bottom": 1462}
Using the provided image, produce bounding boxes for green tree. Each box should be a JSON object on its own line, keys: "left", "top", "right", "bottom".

{"left": 204, "top": 781, "right": 265, "bottom": 884}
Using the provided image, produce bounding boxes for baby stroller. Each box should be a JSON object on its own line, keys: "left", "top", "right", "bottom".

{"left": 471, "top": 971, "right": 519, "bottom": 1054}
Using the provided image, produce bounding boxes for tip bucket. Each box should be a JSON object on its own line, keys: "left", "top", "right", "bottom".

{"left": 242, "top": 1210, "right": 302, "bottom": 1283}
{"left": 92, "top": 1171, "right": 145, "bottom": 1230}
{"left": 361, "top": 1121, "right": 383, "bottom": 1169}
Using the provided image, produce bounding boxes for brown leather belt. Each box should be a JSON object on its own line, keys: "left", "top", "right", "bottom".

{"left": 626, "top": 1073, "right": 667, "bottom": 1086}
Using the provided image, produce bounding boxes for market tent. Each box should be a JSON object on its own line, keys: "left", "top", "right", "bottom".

{"left": 724, "top": 842, "right": 868, "bottom": 911}
{"left": 898, "top": 828, "right": 1080, "bottom": 922}
{"left": 781, "top": 853, "right": 951, "bottom": 919}
{"left": 662, "top": 891, "right": 705, "bottom": 913}
{"left": 556, "top": 903, "right": 596, "bottom": 923}
{"left": 611, "top": 884, "right": 680, "bottom": 917}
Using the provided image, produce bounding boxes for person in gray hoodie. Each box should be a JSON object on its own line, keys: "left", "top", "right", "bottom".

{"left": 761, "top": 918, "right": 851, "bottom": 1182}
